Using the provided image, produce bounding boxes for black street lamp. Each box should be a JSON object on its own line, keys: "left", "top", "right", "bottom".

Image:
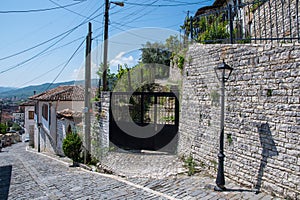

{"left": 214, "top": 60, "right": 233, "bottom": 191}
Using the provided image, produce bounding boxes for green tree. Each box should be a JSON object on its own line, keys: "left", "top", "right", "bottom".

{"left": 62, "top": 133, "right": 82, "bottom": 166}
{"left": 141, "top": 42, "right": 170, "bottom": 66}
{"left": 0, "top": 123, "right": 7, "bottom": 134}
{"left": 97, "top": 63, "right": 117, "bottom": 91}
{"left": 12, "top": 123, "right": 21, "bottom": 131}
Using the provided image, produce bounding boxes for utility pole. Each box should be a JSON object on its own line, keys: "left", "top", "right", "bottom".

{"left": 103, "top": 1, "right": 124, "bottom": 91}
{"left": 103, "top": 0, "right": 109, "bottom": 91}
{"left": 84, "top": 22, "right": 92, "bottom": 164}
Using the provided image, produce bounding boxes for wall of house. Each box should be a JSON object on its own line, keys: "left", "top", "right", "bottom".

{"left": 33, "top": 100, "right": 84, "bottom": 154}
{"left": 247, "top": 0, "right": 299, "bottom": 43}
{"left": 24, "top": 106, "right": 35, "bottom": 146}
{"left": 178, "top": 43, "right": 300, "bottom": 199}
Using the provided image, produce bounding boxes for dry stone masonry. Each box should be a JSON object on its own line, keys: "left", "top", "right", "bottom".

{"left": 178, "top": 43, "right": 300, "bottom": 199}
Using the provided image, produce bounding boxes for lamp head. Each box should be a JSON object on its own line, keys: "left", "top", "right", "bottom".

{"left": 214, "top": 60, "right": 233, "bottom": 82}
{"left": 110, "top": 1, "right": 124, "bottom": 7}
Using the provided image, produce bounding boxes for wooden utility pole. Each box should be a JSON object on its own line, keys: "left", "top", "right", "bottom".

{"left": 103, "top": 0, "right": 109, "bottom": 91}
{"left": 84, "top": 22, "right": 92, "bottom": 164}
{"left": 103, "top": 1, "right": 124, "bottom": 91}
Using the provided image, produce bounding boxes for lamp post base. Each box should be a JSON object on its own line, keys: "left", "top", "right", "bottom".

{"left": 214, "top": 185, "right": 226, "bottom": 191}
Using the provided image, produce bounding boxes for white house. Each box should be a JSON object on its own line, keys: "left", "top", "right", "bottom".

{"left": 12, "top": 112, "right": 25, "bottom": 124}
{"left": 19, "top": 101, "right": 35, "bottom": 145}
{"left": 29, "top": 85, "right": 84, "bottom": 154}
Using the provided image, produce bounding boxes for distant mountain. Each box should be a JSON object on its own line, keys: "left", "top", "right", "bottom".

{"left": 0, "top": 87, "right": 17, "bottom": 93}
{"left": 0, "top": 80, "right": 99, "bottom": 100}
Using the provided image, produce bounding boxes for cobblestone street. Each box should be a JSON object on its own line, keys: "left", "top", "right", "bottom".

{"left": 0, "top": 143, "right": 281, "bottom": 200}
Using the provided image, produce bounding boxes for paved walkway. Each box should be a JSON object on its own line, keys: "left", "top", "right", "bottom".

{"left": 100, "top": 150, "right": 185, "bottom": 178}
{"left": 0, "top": 143, "right": 282, "bottom": 199}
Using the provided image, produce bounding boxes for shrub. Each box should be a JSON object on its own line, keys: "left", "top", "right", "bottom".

{"left": 62, "top": 133, "right": 82, "bottom": 166}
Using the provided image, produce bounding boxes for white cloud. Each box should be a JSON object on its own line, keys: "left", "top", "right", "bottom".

{"left": 109, "top": 52, "right": 136, "bottom": 67}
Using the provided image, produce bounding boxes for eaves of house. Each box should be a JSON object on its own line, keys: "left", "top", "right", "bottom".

{"left": 19, "top": 100, "right": 35, "bottom": 106}
{"left": 194, "top": 0, "right": 228, "bottom": 17}
{"left": 56, "top": 109, "right": 82, "bottom": 120}
{"left": 29, "top": 85, "right": 84, "bottom": 102}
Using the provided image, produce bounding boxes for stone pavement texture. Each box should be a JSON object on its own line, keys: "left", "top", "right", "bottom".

{"left": 0, "top": 143, "right": 282, "bottom": 199}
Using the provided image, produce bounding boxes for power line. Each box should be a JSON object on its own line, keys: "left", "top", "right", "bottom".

{"left": 0, "top": 26, "right": 80, "bottom": 74}
{"left": 0, "top": 1, "right": 83, "bottom": 14}
{"left": 110, "top": 25, "right": 158, "bottom": 42}
{"left": 0, "top": 5, "right": 104, "bottom": 63}
{"left": 45, "top": 38, "right": 86, "bottom": 91}
{"left": 124, "top": 1, "right": 210, "bottom": 7}
{"left": 48, "top": 0, "right": 102, "bottom": 23}
{"left": 17, "top": 61, "right": 66, "bottom": 87}
{"left": 0, "top": 27, "right": 82, "bottom": 62}
{"left": 16, "top": 36, "right": 85, "bottom": 87}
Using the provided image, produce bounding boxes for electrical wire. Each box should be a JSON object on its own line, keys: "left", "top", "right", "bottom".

{"left": 0, "top": 4, "right": 104, "bottom": 62}
{"left": 0, "top": 1, "right": 83, "bottom": 14}
{"left": 48, "top": 0, "right": 101, "bottom": 23}
{"left": 0, "top": 26, "right": 79, "bottom": 74}
{"left": 124, "top": 1, "right": 210, "bottom": 7}
{"left": 0, "top": 11, "right": 103, "bottom": 75}
{"left": 15, "top": 37, "right": 85, "bottom": 87}
{"left": 18, "top": 61, "right": 67, "bottom": 87}
{"left": 45, "top": 38, "right": 86, "bottom": 91}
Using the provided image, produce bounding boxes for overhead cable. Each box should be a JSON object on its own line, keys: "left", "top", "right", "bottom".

{"left": 124, "top": 1, "right": 210, "bottom": 7}
{"left": 48, "top": 0, "right": 101, "bottom": 23}
{"left": 45, "top": 38, "right": 85, "bottom": 91}
{"left": 0, "top": 5, "right": 104, "bottom": 62}
{"left": 0, "top": 1, "right": 83, "bottom": 14}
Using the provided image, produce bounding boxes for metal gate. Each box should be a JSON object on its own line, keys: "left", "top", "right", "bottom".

{"left": 109, "top": 91, "right": 179, "bottom": 153}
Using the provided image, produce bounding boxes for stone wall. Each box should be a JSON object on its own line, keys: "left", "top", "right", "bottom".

{"left": 247, "top": 0, "right": 299, "bottom": 43}
{"left": 91, "top": 92, "right": 110, "bottom": 160}
{"left": 178, "top": 43, "right": 300, "bottom": 198}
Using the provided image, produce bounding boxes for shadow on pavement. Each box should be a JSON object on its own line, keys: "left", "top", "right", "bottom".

{"left": 205, "top": 184, "right": 254, "bottom": 193}
{"left": 225, "top": 188, "right": 254, "bottom": 192}
{"left": 0, "top": 165, "right": 12, "bottom": 200}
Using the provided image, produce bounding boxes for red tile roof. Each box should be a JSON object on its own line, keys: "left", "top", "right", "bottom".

{"left": 29, "top": 85, "right": 84, "bottom": 101}
{"left": 19, "top": 100, "right": 35, "bottom": 106}
{"left": 57, "top": 109, "right": 82, "bottom": 119}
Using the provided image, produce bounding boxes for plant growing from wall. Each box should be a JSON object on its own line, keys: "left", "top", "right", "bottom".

{"left": 210, "top": 90, "right": 220, "bottom": 106}
{"left": 63, "top": 133, "right": 82, "bottom": 167}
{"left": 267, "top": 89, "right": 273, "bottom": 97}
{"left": 184, "top": 154, "right": 197, "bottom": 176}
{"left": 251, "top": 0, "right": 265, "bottom": 13}
{"left": 227, "top": 134, "right": 233, "bottom": 145}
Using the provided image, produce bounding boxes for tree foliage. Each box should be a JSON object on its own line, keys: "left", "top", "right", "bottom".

{"left": 0, "top": 123, "right": 7, "bottom": 134}
{"left": 12, "top": 123, "right": 21, "bottom": 131}
{"left": 141, "top": 42, "right": 171, "bottom": 66}
{"left": 181, "top": 13, "right": 230, "bottom": 44}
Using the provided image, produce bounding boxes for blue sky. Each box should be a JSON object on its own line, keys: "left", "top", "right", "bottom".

{"left": 0, "top": 0, "right": 214, "bottom": 88}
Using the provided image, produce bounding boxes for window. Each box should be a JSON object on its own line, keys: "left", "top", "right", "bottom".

{"left": 42, "top": 104, "right": 48, "bottom": 121}
{"left": 28, "top": 111, "right": 34, "bottom": 120}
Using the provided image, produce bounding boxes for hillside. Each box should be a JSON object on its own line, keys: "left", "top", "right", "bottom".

{"left": 0, "top": 81, "right": 76, "bottom": 99}
{"left": 0, "top": 87, "right": 16, "bottom": 93}
{"left": 0, "top": 79, "right": 102, "bottom": 100}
